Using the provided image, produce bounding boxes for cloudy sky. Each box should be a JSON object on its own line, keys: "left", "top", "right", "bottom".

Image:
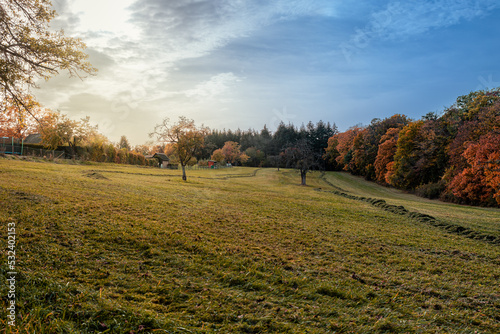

{"left": 36, "top": 0, "right": 500, "bottom": 145}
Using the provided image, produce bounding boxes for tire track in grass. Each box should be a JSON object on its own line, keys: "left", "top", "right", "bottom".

{"left": 318, "top": 174, "right": 500, "bottom": 246}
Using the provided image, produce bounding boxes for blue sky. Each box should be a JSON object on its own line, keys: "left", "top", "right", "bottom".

{"left": 37, "top": 0, "right": 500, "bottom": 145}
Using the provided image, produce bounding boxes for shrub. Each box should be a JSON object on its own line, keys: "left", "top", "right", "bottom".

{"left": 415, "top": 180, "right": 446, "bottom": 199}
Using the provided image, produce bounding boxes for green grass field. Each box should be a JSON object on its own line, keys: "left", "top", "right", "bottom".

{"left": 1, "top": 158, "right": 499, "bottom": 333}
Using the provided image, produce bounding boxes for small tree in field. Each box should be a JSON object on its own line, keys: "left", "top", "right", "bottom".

{"left": 283, "top": 139, "right": 320, "bottom": 186}
{"left": 150, "top": 116, "right": 209, "bottom": 181}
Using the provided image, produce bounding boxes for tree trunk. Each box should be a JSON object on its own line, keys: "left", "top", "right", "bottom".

{"left": 181, "top": 164, "right": 187, "bottom": 181}
{"left": 69, "top": 142, "right": 76, "bottom": 159}
{"left": 301, "top": 170, "right": 307, "bottom": 186}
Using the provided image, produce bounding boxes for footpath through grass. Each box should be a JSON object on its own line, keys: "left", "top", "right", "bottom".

{"left": 0, "top": 159, "right": 499, "bottom": 333}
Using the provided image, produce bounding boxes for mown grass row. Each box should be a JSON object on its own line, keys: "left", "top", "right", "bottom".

{"left": 0, "top": 159, "right": 499, "bottom": 333}
{"left": 318, "top": 174, "right": 500, "bottom": 245}
{"left": 322, "top": 171, "right": 500, "bottom": 238}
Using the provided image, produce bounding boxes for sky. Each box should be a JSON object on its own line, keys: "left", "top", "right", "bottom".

{"left": 36, "top": 0, "right": 500, "bottom": 145}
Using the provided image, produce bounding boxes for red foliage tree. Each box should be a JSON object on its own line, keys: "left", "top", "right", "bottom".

{"left": 448, "top": 133, "right": 500, "bottom": 206}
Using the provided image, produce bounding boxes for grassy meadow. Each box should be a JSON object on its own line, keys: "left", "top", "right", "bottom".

{"left": 0, "top": 157, "right": 499, "bottom": 333}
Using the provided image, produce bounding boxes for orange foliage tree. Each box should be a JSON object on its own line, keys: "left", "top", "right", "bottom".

{"left": 445, "top": 90, "right": 500, "bottom": 176}
{"left": 323, "top": 89, "right": 499, "bottom": 206}
{"left": 150, "top": 117, "right": 209, "bottom": 181}
{"left": 210, "top": 148, "right": 225, "bottom": 163}
{"left": 324, "top": 126, "right": 366, "bottom": 172}
{"left": 211, "top": 141, "right": 250, "bottom": 165}
{"left": 222, "top": 141, "right": 249, "bottom": 165}
{"left": 374, "top": 127, "right": 400, "bottom": 184}
{"left": 0, "top": 96, "right": 47, "bottom": 138}
{"left": 355, "top": 115, "right": 411, "bottom": 180}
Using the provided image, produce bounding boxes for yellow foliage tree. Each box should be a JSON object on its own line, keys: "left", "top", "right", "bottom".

{"left": 0, "top": 0, "right": 96, "bottom": 117}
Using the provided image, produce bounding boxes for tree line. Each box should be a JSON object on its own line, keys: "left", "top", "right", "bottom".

{"left": 201, "top": 121, "right": 337, "bottom": 167}
{"left": 2, "top": 88, "right": 499, "bottom": 206}
{"left": 324, "top": 89, "right": 500, "bottom": 207}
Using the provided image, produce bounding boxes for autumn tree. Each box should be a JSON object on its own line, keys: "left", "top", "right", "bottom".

{"left": 210, "top": 148, "right": 225, "bottom": 163}
{"left": 150, "top": 116, "right": 209, "bottom": 181}
{"left": 445, "top": 91, "right": 500, "bottom": 176}
{"left": 133, "top": 143, "right": 154, "bottom": 156}
{"left": 374, "top": 127, "right": 400, "bottom": 184}
{"left": 0, "top": 0, "right": 96, "bottom": 117}
{"left": 38, "top": 111, "right": 98, "bottom": 158}
{"left": 0, "top": 95, "right": 45, "bottom": 138}
{"left": 348, "top": 128, "right": 370, "bottom": 176}
{"left": 323, "top": 135, "right": 340, "bottom": 170}
{"left": 413, "top": 117, "right": 450, "bottom": 185}
{"left": 387, "top": 121, "right": 423, "bottom": 189}
{"left": 85, "top": 132, "right": 110, "bottom": 162}
{"left": 321, "top": 89, "right": 500, "bottom": 206}
{"left": 356, "top": 115, "right": 411, "bottom": 180}
{"left": 444, "top": 97, "right": 500, "bottom": 205}
{"left": 324, "top": 125, "right": 365, "bottom": 172}
{"left": 447, "top": 133, "right": 500, "bottom": 206}
{"left": 219, "top": 141, "right": 249, "bottom": 165}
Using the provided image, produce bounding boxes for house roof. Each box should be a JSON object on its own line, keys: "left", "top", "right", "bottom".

{"left": 152, "top": 153, "right": 169, "bottom": 161}
{"left": 24, "top": 133, "right": 42, "bottom": 144}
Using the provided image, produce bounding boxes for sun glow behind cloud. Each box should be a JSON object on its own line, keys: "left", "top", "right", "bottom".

{"left": 67, "top": 0, "right": 139, "bottom": 41}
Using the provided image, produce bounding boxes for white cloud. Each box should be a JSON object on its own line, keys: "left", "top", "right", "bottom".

{"left": 340, "top": 0, "right": 500, "bottom": 61}
{"left": 184, "top": 73, "right": 242, "bottom": 100}
{"left": 129, "top": 0, "right": 338, "bottom": 64}
{"left": 369, "top": 0, "right": 499, "bottom": 40}
{"left": 59, "top": 0, "right": 139, "bottom": 41}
